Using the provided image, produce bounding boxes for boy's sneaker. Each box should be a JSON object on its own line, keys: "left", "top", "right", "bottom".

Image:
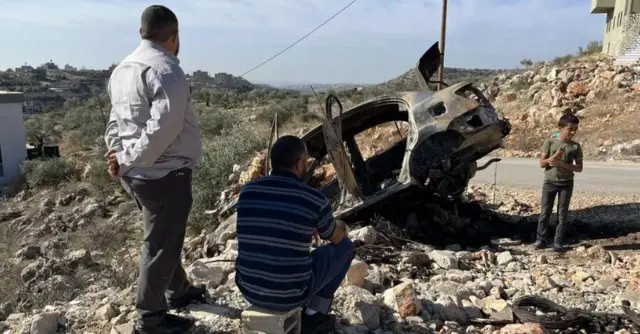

{"left": 167, "top": 284, "right": 207, "bottom": 309}
{"left": 301, "top": 312, "right": 336, "bottom": 334}
{"left": 533, "top": 240, "right": 547, "bottom": 249}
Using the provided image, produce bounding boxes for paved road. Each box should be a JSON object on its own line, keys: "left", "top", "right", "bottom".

{"left": 472, "top": 157, "right": 640, "bottom": 195}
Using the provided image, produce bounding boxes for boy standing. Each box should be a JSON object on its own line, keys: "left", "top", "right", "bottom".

{"left": 535, "top": 114, "right": 583, "bottom": 252}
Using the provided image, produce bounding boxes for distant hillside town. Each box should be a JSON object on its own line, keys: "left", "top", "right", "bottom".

{"left": 0, "top": 61, "right": 255, "bottom": 114}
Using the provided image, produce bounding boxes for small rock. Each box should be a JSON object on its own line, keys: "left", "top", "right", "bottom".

{"left": 345, "top": 259, "right": 368, "bottom": 287}
{"left": 383, "top": 281, "right": 422, "bottom": 317}
{"left": 6, "top": 313, "right": 25, "bottom": 322}
{"left": 96, "top": 303, "right": 119, "bottom": 321}
{"left": 499, "top": 323, "right": 548, "bottom": 334}
{"left": 110, "top": 323, "right": 134, "bottom": 334}
{"left": 571, "top": 271, "right": 591, "bottom": 284}
{"left": 110, "top": 313, "right": 127, "bottom": 325}
{"left": 446, "top": 270, "right": 473, "bottom": 284}
{"left": 334, "top": 285, "right": 381, "bottom": 330}
{"left": 65, "top": 249, "right": 93, "bottom": 268}
{"left": 348, "top": 226, "right": 377, "bottom": 245}
{"left": 496, "top": 251, "right": 514, "bottom": 266}
{"left": 594, "top": 279, "right": 616, "bottom": 293}
{"left": 15, "top": 245, "right": 41, "bottom": 260}
{"left": 482, "top": 297, "right": 513, "bottom": 322}
{"left": 186, "top": 259, "right": 229, "bottom": 289}
{"left": 430, "top": 250, "right": 459, "bottom": 270}
{"left": 20, "top": 260, "right": 43, "bottom": 282}
{"left": 204, "top": 213, "right": 237, "bottom": 251}
{"left": 22, "top": 313, "right": 59, "bottom": 334}
{"left": 402, "top": 252, "right": 431, "bottom": 267}
{"left": 537, "top": 255, "right": 547, "bottom": 264}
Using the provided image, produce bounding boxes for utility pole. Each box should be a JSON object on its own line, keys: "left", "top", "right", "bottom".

{"left": 437, "top": 0, "right": 448, "bottom": 91}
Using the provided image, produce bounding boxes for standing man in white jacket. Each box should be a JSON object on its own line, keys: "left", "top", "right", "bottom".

{"left": 105, "top": 5, "right": 204, "bottom": 334}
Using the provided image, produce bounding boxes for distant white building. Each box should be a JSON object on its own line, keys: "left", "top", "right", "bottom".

{"left": 0, "top": 91, "right": 27, "bottom": 186}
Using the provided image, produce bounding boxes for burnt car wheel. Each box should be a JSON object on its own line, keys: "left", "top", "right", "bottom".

{"left": 409, "top": 130, "right": 474, "bottom": 197}
{"left": 428, "top": 160, "right": 477, "bottom": 197}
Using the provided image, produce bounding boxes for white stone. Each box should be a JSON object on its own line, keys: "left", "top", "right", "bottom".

{"left": 241, "top": 305, "right": 301, "bottom": 334}
{"left": 429, "top": 250, "right": 459, "bottom": 270}
{"left": 345, "top": 259, "right": 368, "bottom": 287}
{"left": 334, "top": 286, "right": 381, "bottom": 330}
{"left": 186, "top": 259, "right": 229, "bottom": 289}
{"left": 496, "top": 251, "right": 514, "bottom": 266}
{"left": 23, "top": 313, "right": 59, "bottom": 334}
{"left": 96, "top": 303, "right": 119, "bottom": 321}
{"left": 348, "top": 226, "right": 377, "bottom": 245}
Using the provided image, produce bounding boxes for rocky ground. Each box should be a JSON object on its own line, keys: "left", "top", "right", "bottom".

{"left": 1, "top": 181, "right": 639, "bottom": 334}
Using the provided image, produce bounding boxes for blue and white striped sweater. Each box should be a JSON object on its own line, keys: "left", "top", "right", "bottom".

{"left": 235, "top": 170, "right": 336, "bottom": 311}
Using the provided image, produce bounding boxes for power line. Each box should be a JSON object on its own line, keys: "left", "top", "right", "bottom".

{"left": 239, "top": 0, "right": 359, "bottom": 78}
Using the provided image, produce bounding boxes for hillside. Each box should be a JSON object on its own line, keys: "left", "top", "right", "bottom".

{"left": 486, "top": 54, "right": 640, "bottom": 160}
{"left": 374, "top": 67, "right": 512, "bottom": 92}
{"left": 264, "top": 82, "right": 370, "bottom": 93}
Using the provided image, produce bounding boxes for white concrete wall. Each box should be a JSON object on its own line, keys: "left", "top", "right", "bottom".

{"left": 0, "top": 102, "right": 27, "bottom": 185}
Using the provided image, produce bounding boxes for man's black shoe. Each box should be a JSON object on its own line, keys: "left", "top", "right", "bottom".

{"left": 165, "top": 314, "right": 196, "bottom": 328}
{"left": 132, "top": 313, "right": 195, "bottom": 334}
{"left": 553, "top": 243, "right": 568, "bottom": 253}
{"left": 168, "top": 284, "right": 207, "bottom": 309}
{"left": 301, "top": 312, "right": 336, "bottom": 334}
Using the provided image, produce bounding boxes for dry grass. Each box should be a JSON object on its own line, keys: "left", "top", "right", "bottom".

{"left": 0, "top": 187, "right": 143, "bottom": 314}
{"left": 0, "top": 225, "right": 25, "bottom": 312}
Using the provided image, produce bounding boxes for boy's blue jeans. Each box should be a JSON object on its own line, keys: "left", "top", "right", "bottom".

{"left": 304, "top": 237, "right": 356, "bottom": 314}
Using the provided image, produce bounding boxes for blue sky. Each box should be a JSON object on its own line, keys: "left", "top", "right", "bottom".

{"left": 1, "top": 0, "right": 604, "bottom": 84}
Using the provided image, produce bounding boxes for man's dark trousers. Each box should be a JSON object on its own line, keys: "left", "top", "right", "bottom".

{"left": 305, "top": 237, "right": 356, "bottom": 314}
{"left": 122, "top": 167, "right": 193, "bottom": 326}
{"left": 536, "top": 179, "right": 574, "bottom": 245}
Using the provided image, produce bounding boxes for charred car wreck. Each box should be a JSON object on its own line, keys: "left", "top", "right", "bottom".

{"left": 205, "top": 42, "right": 513, "bottom": 253}
{"left": 298, "top": 42, "right": 511, "bottom": 224}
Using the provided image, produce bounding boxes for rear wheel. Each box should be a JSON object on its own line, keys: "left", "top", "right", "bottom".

{"left": 409, "top": 131, "right": 473, "bottom": 197}
{"left": 428, "top": 160, "right": 477, "bottom": 197}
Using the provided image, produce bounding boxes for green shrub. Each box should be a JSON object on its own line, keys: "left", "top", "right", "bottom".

{"left": 257, "top": 97, "right": 309, "bottom": 125}
{"left": 22, "top": 158, "right": 81, "bottom": 189}
{"left": 190, "top": 124, "right": 265, "bottom": 231}
{"left": 85, "top": 158, "right": 123, "bottom": 199}
{"left": 552, "top": 54, "right": 575, "bottom": 66}
{"left": 196, "top": 108, "right": 241, "bottom": 137}
{"left": 520, "top": 58, "right": 533, "bottom": 67}
{"left": 578, "top": 40, "right": 603, "bottom": 56}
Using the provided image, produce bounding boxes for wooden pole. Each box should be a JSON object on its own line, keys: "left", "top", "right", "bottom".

{"left": 437, "top": 0, "right": 448, "bottom": 91}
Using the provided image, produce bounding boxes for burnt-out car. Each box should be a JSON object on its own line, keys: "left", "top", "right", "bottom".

{"left": 299, "top": 42, "right": 511, "bottom": 223}
{"left": 203, "top": 42, "right": 513, "bottom": 253}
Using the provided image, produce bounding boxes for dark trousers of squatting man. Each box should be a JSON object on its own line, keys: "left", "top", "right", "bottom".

{"left": 249, "top": 237, "right": 357, "bottom": 314}
{"left": 303, "top": 237, "right": 356, "bottom": 314}
{"left": 537, "top": 179, "right": 574, "bottom": 245}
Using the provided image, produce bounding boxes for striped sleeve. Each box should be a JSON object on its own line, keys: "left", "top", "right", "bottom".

{"left": 316, "top": 198, "right": 336, "bottom": 239}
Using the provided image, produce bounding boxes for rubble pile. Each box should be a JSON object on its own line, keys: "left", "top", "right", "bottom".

{"left": 1, "top": 183, "right": 639, "bottom": 334}
{"left": 481, "top": 56, "right": 640, "bottom": 158}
